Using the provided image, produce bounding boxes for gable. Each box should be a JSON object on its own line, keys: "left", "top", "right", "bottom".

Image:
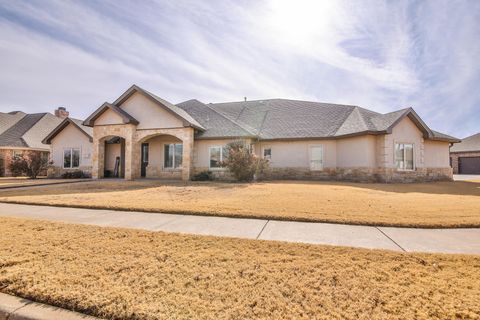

{"left": 390, "top": 117, "right": 424, "bottom": 141}
{"left": 51, "top": 121, "right": 92, "bottom": 145}
{"left": 94, "top": 108, "right": 126, "bottom": 125}
{"left": 118, "top": 91, "right": 184, "bottom": 129}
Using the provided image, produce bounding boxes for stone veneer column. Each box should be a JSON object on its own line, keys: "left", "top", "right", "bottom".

{"left": 181, "top": 128, "right": 194, "bottom": 181}
{"left": 123, "top": 124, "right": 137, "bottom": 180}
{"left": 91, "top": 132, "right": 105, "bottom": 179}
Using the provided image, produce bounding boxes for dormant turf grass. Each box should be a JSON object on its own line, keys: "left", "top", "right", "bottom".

{"left": 0, "top": 217, "right": 479, "bottom": 320}
{"left": 0, "top": 179, "right": 479, "bottom": 227}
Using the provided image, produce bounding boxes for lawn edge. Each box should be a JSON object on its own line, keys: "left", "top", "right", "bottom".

{"left": 0, "top": 179, "right": 91, "bottom": 190}
{"left": 0, "top": 200, "right": 478, "bottom": 229}
{"left": 0, "top": 291, "right": 101, "bottom": 320}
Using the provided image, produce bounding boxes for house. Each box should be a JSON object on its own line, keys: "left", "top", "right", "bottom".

{"left": 450, "top": 133, "right": 480, "bottom": 174}
{"left": 0, "top": 108, "right": 68, "bottom": 176}
{"left": 43, "top": 85, "right": 459, "bottom": 182}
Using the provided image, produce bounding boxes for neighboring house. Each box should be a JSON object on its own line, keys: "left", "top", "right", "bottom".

{"left": 44, "top": 85, "right": 459, "bottom": 182}
{"left": 450, "top": 133, "right": 480, "bottom": 174}
{"left": 0, "top": 108, "right": 68, "bottom": 176}
{"left": 42, "top": 118, "right": 93, "bottom": 177}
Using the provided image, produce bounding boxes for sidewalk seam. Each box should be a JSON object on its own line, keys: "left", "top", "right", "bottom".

{"left": 375, "top": 227, "right": 406, "bottom": 252}
{"left": 256, "top": 220, "right": 270, "bottom": 239}
{"left": 5, "top": 301, "right": 33, "bottom": 320}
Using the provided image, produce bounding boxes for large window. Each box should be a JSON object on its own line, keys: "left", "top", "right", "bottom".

{"left": 63, "top": 148, "right": 80, "bottom": 168}
{"left": 395, "top": 143, "right": 414, "bottom": 170}
{"left": 209, "top": 146, "right": 228, "bottom": 168}
{"left": 164, "top": 144, "right": 183, "bottom": 168}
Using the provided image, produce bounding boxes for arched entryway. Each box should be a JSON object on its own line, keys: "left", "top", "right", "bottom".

{"left": 137, "top": 134, "right": 184, "bottom": 179}
{"left": 95, "top": 135, "right": 126, "bottom": 178}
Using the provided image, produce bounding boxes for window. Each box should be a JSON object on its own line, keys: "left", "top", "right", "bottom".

{"left": 263, "top": 147, "right": 272, "bottom": 160}
{"left": 63, "top": 148, "right": 80, "bottom": 168}
{"left": 12, "top": 150, "right": 23, "bottom": 160}
{"left": 395, "top": 143, "right": 414, "bottom": 170}
{"left": 309, "top": 145, "right": 323, "bottom": 171}
{"left": 164, "top": 144, "right": 183, "bottom": 168}
{"left": 209, "top": 146, "right": 228, "bottom": 168}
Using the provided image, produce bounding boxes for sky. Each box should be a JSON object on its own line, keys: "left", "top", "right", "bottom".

{"left": 0, "top": 0, "right": 479, "bottom": 138}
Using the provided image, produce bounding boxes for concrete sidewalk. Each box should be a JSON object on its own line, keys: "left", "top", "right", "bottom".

{"left": 0, "top": 202, "right": 479, "bottom": 254}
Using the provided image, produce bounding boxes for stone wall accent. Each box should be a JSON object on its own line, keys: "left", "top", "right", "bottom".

{"left": 47, "top": 166, "right": 92, "bottom": 178}
{"left": 450, "top": 151, "right": 480, "bottom": 174}
{"left": 92, "top": 125, "right": 195, "bottom": 181}
{"left": 146, "top": 166, "right": 182, "bottom": 179}
{"left": 193, "top": 167, "right": 234, "bottom": 181}
{"left": 260, "top": 167, "right": 452, "bottom": 183}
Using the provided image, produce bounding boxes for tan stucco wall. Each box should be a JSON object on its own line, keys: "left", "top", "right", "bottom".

{"left": 424, "top": 140, "right": 450, "bottom": 167}
{"left": 119, "top": 92, "right": 184, "bottom": 129}
{"left": 336, "top": 135, "right": 377, "bottom": 168}
{"left": 94, "top": 108, "right": 125, "bottom": 125}
{"left": 50, "top": 123, "right": 93, "bottom": 169}
{"left": 255, "top": 140, "right": 337, "bottom": 168}
{"left": 193, "top": 139, "right": 243, "bottom": 170}
{"left": 383, "top": 117, "right": 425, "bottom": 169}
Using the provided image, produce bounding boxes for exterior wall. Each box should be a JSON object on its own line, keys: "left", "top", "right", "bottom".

{"left": 119, "top": 93, "right": 184, "bottom": 129}
{"left": 192, "top": 139, "right": 242, "bottom": 180}
{"left": 47, "top": 123, "right": 93, "bottom": 177}
{"left": 94, "top": 109, "right": 125, "bottom": 125}
{"left": 383, "top": 117, "right": 425, "bottom": 169}
{"left": 450, "top": 151, "right": 480, "bottom": 174}
{"left": 424, "top": 140, "right": 450, "bottom": 168}
{"left": 144, "top": 135, "right": 182, "bottom": 179}
{"left": 255, "top": 140, "right": 337, "bottom": 168}
{"left": 336, "top": 135, "right": 376, "bottom": 167}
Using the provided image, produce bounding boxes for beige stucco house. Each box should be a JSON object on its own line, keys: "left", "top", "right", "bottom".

{"left": 43, "top": 85, "right": 459, "bottom": 182}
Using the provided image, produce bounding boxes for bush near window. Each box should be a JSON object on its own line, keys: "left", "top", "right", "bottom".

{"left": 192, "top": 170, "right": 214, "bottom": 181}
{"left": 222, "top": 141, "right": 269, "bottom": 182}
{"left": 9, "top": 151, "right": 48, "bottom": 179}
{"left": 61, "top": 170, "right": 90, "bottom": 179}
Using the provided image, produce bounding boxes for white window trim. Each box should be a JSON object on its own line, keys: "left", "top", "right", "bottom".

{"left": 163, "top": 143, "right": 183, "bottom": 169}
{"left": 63, "top": 147, "right": 81, "bottom": 169}
{"left": 209, "top": 146, "right": 226, "bottom": 170}
{"left": 262, "top": 146, "right": 272, "bottom": 160}
{"left": 394, "top": 142, "right": 415, "bottom": 171}
{"left": 309, "top": 144, "right": 324, "bottom": 171}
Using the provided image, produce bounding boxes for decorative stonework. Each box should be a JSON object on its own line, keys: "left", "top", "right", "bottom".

{"left": 47, "top": 166, "right": 92, "bottom": 178}
{"left": 92, "top": 124, "right": 194, "bottom": 181}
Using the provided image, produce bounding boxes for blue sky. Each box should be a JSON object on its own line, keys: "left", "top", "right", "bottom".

{"left": 0, "top": 0, "right": 479, "bottom": 137}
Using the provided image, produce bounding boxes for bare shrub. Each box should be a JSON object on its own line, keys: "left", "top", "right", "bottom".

{"left": 9, "top": 151, "right": 48, "bottom": 179}
{"left": 222, "top": 140, "right": 269, "bottom": 182}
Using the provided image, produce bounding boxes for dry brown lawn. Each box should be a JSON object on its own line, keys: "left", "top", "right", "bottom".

{"left": 0, "top": 217, "right": 479, "bottom": 320}
{"left": 0, "top": 179, "right": 479, "bottom": 227}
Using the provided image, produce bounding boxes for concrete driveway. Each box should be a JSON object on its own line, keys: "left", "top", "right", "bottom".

{"left": 0, "top": 202, "right": 479, "bottom": 254}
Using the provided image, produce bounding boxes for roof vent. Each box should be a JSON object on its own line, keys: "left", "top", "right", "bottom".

{"left": 244, "top": 97, "right": 247, "bottom": 102}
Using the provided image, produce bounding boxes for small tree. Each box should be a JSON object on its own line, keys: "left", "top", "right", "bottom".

{"left": 9, "top": 151, "right": 48, "bottom": 179}
{"left": 222, "top": 141, "right": 269, "bottom": 182}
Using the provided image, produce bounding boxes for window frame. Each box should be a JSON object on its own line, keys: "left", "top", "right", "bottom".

{"left": 262, "top": 146, "right": 272, "bottom": 160}
{"left": 163, "top": 143, "right": 183, "bottom": 169}
{"left": 394, "top": 142, "right": 415, "bottom": 171}
{"left": 12, "top": 150, "right": 23, "bottom": 160}
{"left": 209, "top": 146, "right": 227, "bottom": 169}
{"left": 63, "top": 147, "right": 81, "bottom": 169}
{"left": 309, "top": 144, "right": 324, "bottom": 171}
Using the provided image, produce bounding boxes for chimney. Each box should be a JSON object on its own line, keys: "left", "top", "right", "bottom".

{"left": 244, "top": 97, "right": 247, "bottom": 101}
{"left": 54, "top": 107, "right": 69, "bottom": 119}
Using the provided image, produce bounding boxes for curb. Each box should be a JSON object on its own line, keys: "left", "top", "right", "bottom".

{"left": 0, "top": 293, "right": 100, "bottom": 320}
{"left": 0, "top": 180, "right": 91, "bottom": 190}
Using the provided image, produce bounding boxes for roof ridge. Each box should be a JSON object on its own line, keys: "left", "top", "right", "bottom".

{"left": 210, "top": 98, "right": 360, "bottom": 108}
{"left": 203, "top": 102, "right": 257, "bottom": 137}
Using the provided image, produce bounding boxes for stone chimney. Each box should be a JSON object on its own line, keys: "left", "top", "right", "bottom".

{"left": 54, "top": 107, "right": 69, "bottom": 119}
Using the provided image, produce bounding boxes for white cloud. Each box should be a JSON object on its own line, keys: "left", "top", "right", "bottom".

{"left": 0, "top": 0, "right": 478, "bottom": 136}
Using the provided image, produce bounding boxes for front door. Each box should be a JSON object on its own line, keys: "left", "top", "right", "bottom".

{"left": 141, "top": 143, "right": 149, "bottom": 177}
